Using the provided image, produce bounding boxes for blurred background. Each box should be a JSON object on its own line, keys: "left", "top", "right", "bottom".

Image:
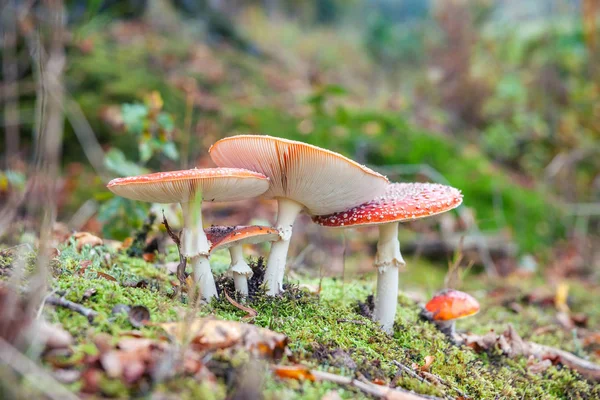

{"left": 1, "top": 0, "right": 599, "bottom": 283}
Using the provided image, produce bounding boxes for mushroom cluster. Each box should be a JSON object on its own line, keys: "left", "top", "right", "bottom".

{"left": 107, "top": 135, "right": 466, "bottom": 335}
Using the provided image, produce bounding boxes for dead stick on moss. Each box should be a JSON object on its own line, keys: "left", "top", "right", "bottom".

{"left": 463, "top": 325, "right": 600, "bottom": 382}
{"left": 45, "top": 295, "right": 97, "bottom": 322}
{"left": 392, "top": 360, "right": 427, "bottom": 384}
{"left": 0, "top": 338, "right": 79, "bottom": 400}
{"left": 310, "top": 370, "right": 443, "bottom": 400}
{"left": 336, "top": 319, "right": 368, "bottom": 325}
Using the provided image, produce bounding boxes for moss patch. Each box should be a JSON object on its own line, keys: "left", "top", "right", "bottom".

{"left": 2, "top": 244, "right": 592, "bottom": 399}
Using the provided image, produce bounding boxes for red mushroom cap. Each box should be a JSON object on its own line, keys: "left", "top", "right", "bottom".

{"left": 205, "top": 225, "right": 280, "bottom": 253}
{"left": 312, "top": 182, "right": 463, "bottom": 228}
{"left": 107, "top": 168, "right": 269, "bottom": 204}
{"left": 424, "top": 289, "right": 480, "bottom": 321}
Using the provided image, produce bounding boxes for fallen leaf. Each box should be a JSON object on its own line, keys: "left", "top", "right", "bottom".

{"left": 159, "top": 317, "right": 288, "bottom": 359}
{"left": 412, "top": 355, "right": 435, "bottom": 372}
{"left": 81, "top": 368, "right": 102, "bottom": 393}
{"left": 120, "top": 237, "right": 134, "bottom": 250}
{"left": 72, "top": 232, "right": 103, "bottom": 252}
{"left": 96, "top": 271, "right": 117, "bottom": 282}
{"left": 82, "top": 288, "right": 97, "bottom": 300}
{"left": 527, "top": 356, "right": 552, "bottom": 374}
{"left": 37, "top": 321, "right": 73, "bottom": 350}
{"left": 224, "top": 290, "right": 258, "bottom": 319}
{"left": 128, "top": 305, "right": 151, "bottom": 328}
{"left": 142, "top": 253, "right": 156, "bottom": 263}
{"left": 77, "top": 260, "right": 92, "bottom": 275}
{"left": 555, "top": 282, "right": 570, "bottom": 312}
{"left": 272, "top": 365, "right": 316, "bottom": 381}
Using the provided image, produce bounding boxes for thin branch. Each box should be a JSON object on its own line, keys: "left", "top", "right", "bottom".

{"left": 45, "top": 295, "right": 98, "bottom": 322}
{"left": 311, "top": 370, "right": 443, "bottom": 400}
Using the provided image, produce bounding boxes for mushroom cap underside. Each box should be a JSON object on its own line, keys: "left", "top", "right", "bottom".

{"left": 205, "top": 225, "right": 280, "bottom": 252}
{"left": 209, "top": 135, "right": 389, "bottom": 215}
{"left": 107, "top": 168, "right": 269, "bottom": 203}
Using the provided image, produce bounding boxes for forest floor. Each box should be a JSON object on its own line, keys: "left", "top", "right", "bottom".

{"left": 1, "top": 237, "right": 599, "bottom": 399}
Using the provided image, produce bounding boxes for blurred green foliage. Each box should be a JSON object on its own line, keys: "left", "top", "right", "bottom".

{"left": 98, "top": 92, "right": 179, "bottom": 240}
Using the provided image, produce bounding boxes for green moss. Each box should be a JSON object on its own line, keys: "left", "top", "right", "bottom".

{"left": 33, "top": 245, "right": 600, "bottom": 399}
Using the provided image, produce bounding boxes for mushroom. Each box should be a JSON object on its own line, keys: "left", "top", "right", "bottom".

{"left": 423, "top": 288, "right": 480, "bottom": 340}
{"left": 107, "top": 168, "right": 269, "bottom": 301}
{"left": 313, "top": 182, "right": 463, "bottom": 333}
{"left": 209, "top": 135, "right": 389, "bottom": 296}
{"left": 205, "top": 225, "right": 280, "bottom": 296}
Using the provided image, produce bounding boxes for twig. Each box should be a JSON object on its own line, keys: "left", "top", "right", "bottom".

{"left": 45, "top": 295, "right": 97, "bottom": 322}
{"left": 336, "top": 319, "right": 368, "bottom": 326}
{"left": 0, "top": 337, "right": 79, "bottom": 400}
{"left": 2, "top": 0, "right": 20, "bottom": 167}
{"left": 462, "top": 325, "right": 600, "bottom": 381}
{"left": 392, "top": 360, "right": 427, "bottom": 384}
{"left": 311, "top": 370, "right": 443, "bottom": 399}
{"left": 162, "top": 211, "right": 186, "bottom": 286}
{"left": 224, "top": 290, "right": 258, "bottom": 319}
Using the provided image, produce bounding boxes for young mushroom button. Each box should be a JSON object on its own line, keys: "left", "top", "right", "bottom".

{"left": 209, "top": 135, "right": 389, "bottom": 296}
{"left": 106, "top": 168, "right": 269, "bottom": 301}
{"left": 313, "top": 182, "right": 463, "bottom": 334}
{"left": 424, "top": 289, "right": 480, "bottom": 339}
{"left": 205, "top": 225, "right": 280, "bottom": 296}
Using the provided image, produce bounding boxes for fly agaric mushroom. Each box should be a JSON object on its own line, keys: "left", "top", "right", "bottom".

{"left": 313, "top": 182, "right": 463, "bottom": 333}
{"left": 209, "top": 135, "right": 389, "bottom": 296}
{"left": 107, "top": 168, "right": 269, "bottom": 301}
{"left": 423, "top": 289, "right": 480, "bottom": 339}
{"left": 205, "top": 225, "right": 280, "bottom": 296}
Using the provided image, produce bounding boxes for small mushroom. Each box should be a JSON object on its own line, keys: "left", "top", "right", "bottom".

{"left": 313, "top": 182, "right": 463, "bottom": 333}
{"left": 209, "top": 135, "right": 389, "bottom": 295}
{"left": 107, "top": 168, "right": 269, "bottom": 301}
{"left": 423, "top": 289, "right": 480, "bottom": 340}
{"left": 205, "top": 225, "right": 280, "bottom": 296}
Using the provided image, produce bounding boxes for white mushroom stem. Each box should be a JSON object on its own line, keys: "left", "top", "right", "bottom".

{"left": 229, "top": 245, "right": 253, "bottom": 296}
{"left": 372, "top": 222, "right": 406, "bottom": 334}
{"left": 264, "top": 198, "right": 304, "bottom": 296}
{"left": 179, "top": 201, "right": 217, "bottom": 301}
{"left": 434, "top": 320, "right": 456, "bottom": 337}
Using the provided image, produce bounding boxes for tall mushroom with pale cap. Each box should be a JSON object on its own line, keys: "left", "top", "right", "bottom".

{"left": 107, "top": 168, "right": 269, "bottom": 301}
{"left": 209, "top": 135, "right": 389, "bottom": 296}
{"left": 205, "top": 225, "right": 280, "bottom": 296}
{"left": 313, "top": 182, "right": 463, "bottom": 333}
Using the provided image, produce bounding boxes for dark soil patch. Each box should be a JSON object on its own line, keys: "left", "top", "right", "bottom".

{"left": 356, "top": 294, "right": 375, "bottom": 319}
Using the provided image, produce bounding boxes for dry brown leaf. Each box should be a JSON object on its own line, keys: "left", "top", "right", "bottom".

{"left": 96, "top": 271, "right": 117, "bottom": 282}
{"left": 159, "top": 317, "right": 288, "bottom": 359}
{"left": 72, "top": 232, "right": 103, "bottom": 252}
{"left": 224, "top": 290, "right": 258, "bottom": 319}
{"left": 412, "top": 355, "right": 435, "bottom": 372}
{"left": 272, "top": 365, "right": 316, "bottom": 381}
{"left": 37, "top": 321, "right": 73, "bottom": 350}
{"left": 527, "top": 356, "right": 553, "bottom": 374}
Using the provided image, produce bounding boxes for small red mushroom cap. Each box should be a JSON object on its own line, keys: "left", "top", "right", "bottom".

{"left": 312, "top": 182, "right": 463, "bottom": 227}
{"left": 424, "top": 289, "right": 480, "bottom": 321}
{"left": 205, "top": 225, "right": 280, "bottom": 253}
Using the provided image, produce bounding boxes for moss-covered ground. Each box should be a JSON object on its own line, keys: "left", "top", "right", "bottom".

{"left": 2, "top": 242, "right": 598, "bottom": 399}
